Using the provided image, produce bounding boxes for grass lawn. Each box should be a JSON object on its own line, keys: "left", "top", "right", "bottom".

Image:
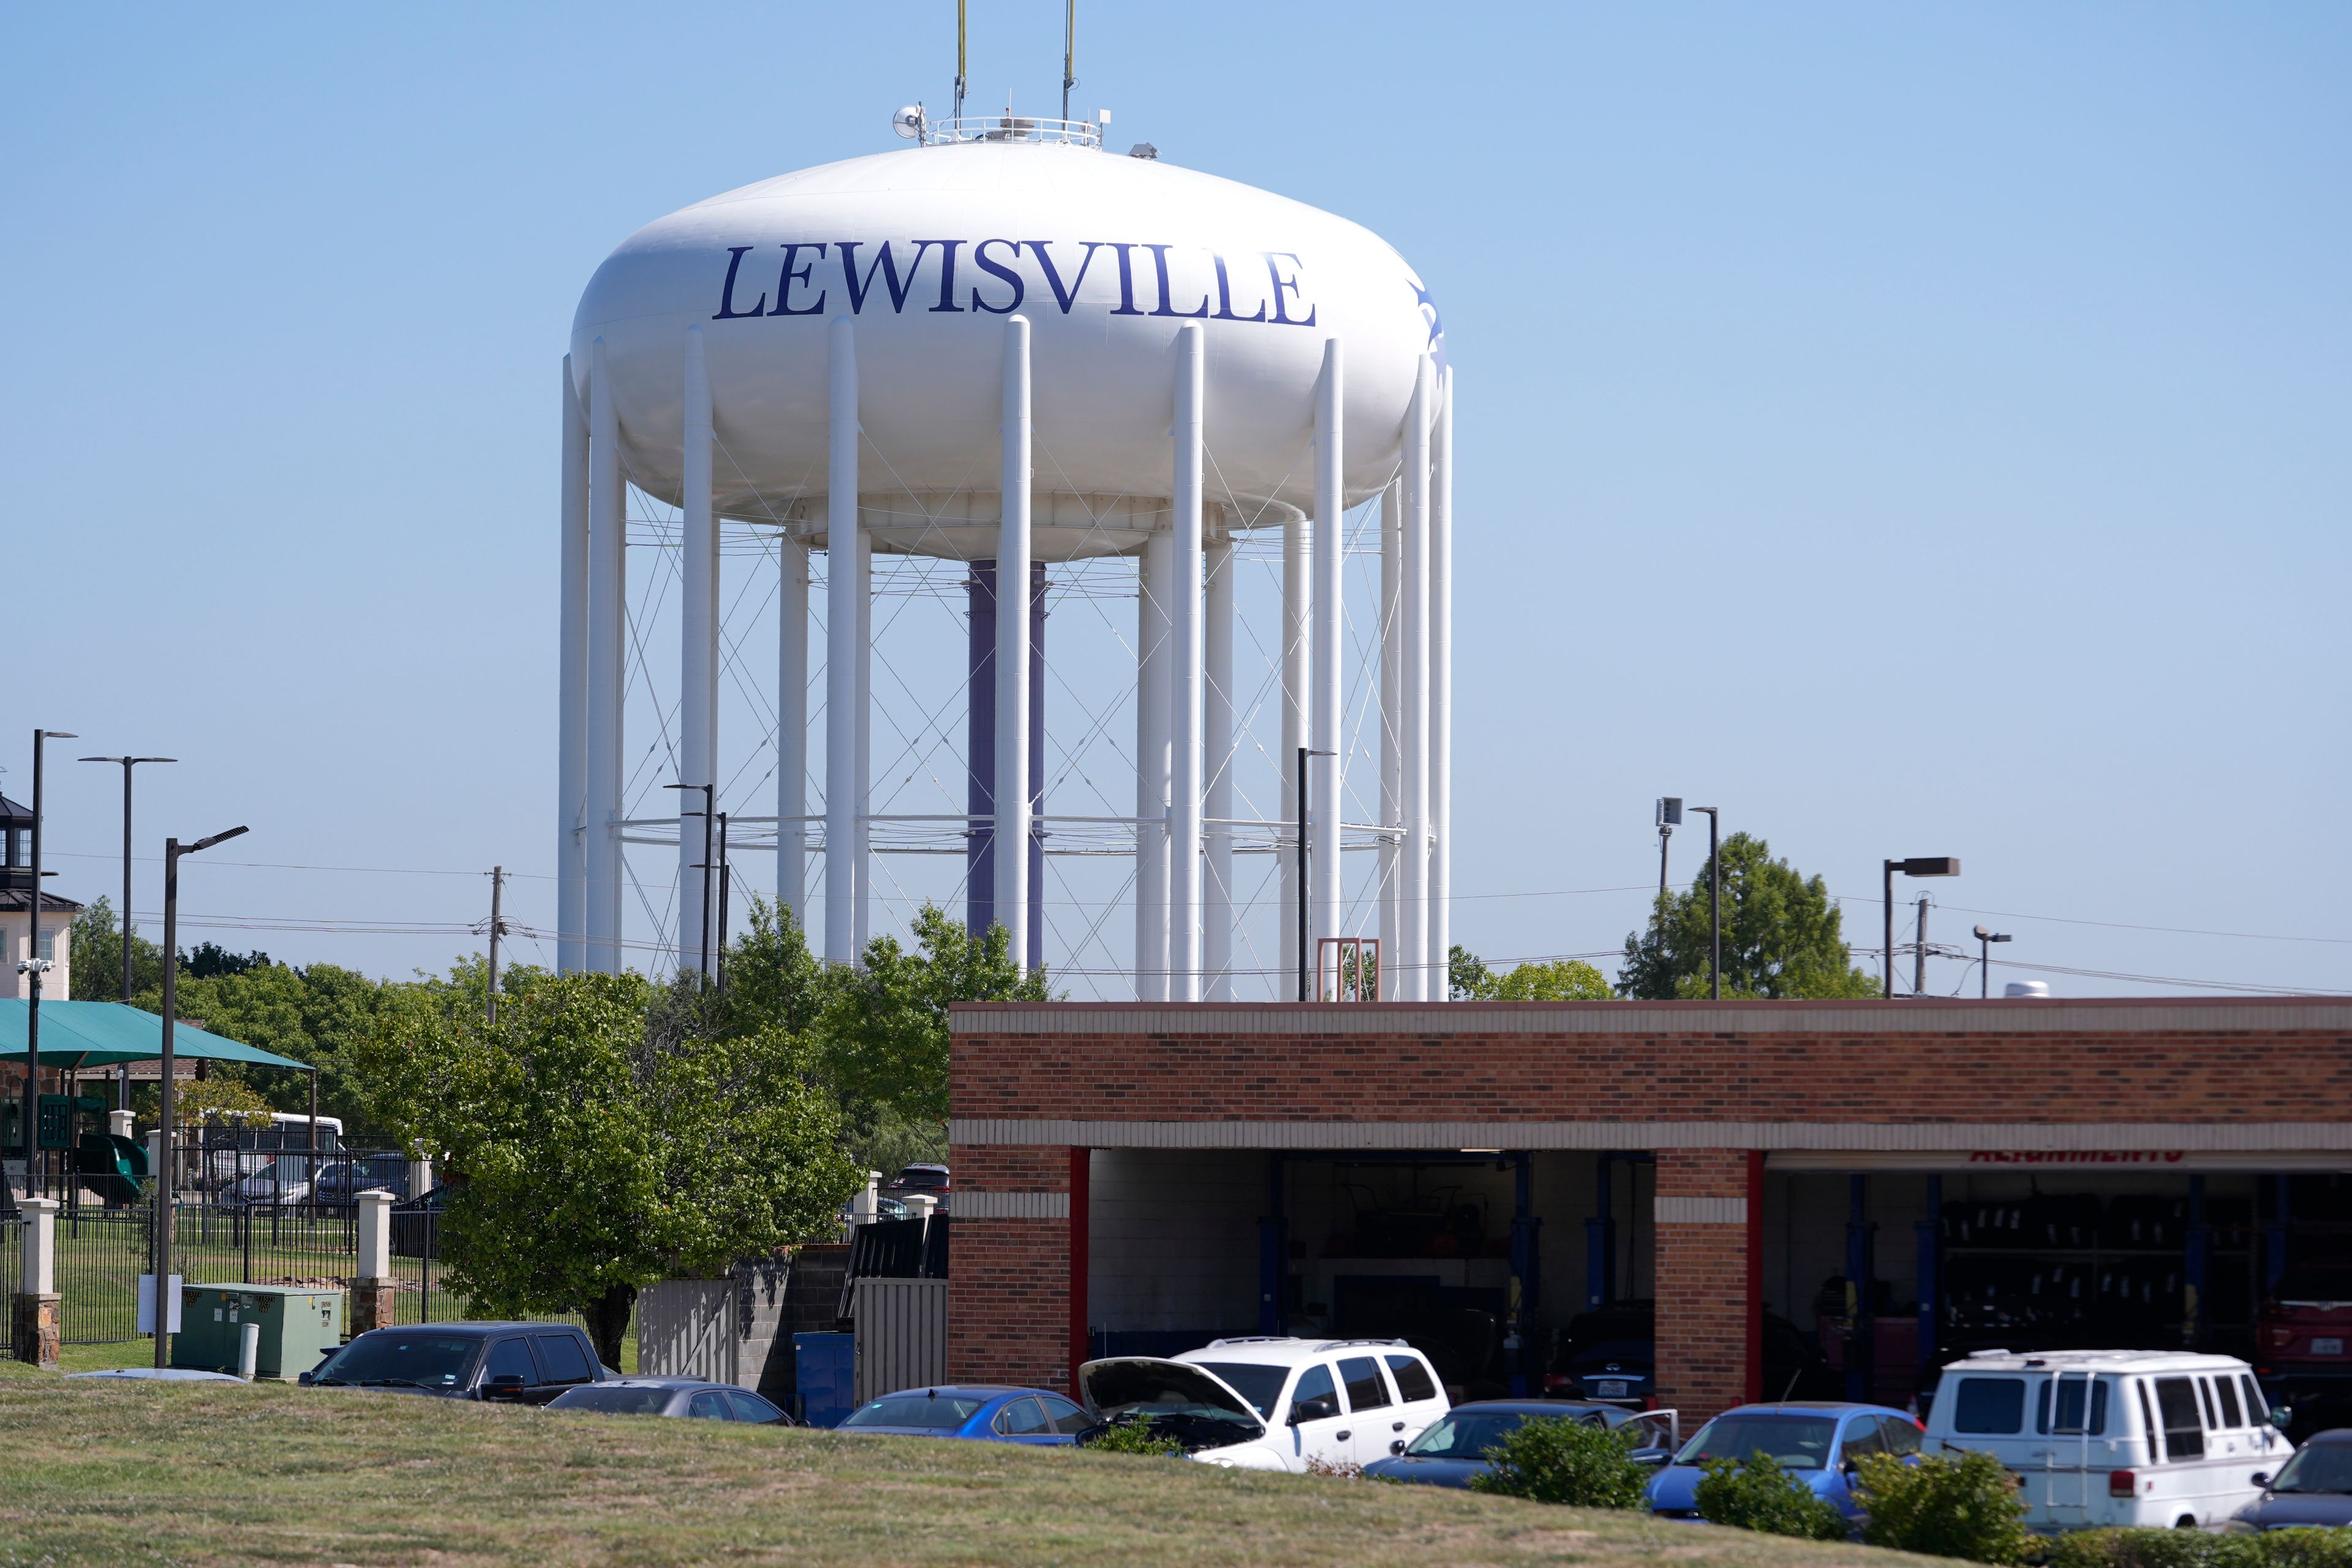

{"left": 0, "top": 1358, "right": 1943, "bottom": 1568}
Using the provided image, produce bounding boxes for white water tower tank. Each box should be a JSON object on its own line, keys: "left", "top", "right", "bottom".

{"left": 557, "top": 113, "right": 1455, "bottom": 1001}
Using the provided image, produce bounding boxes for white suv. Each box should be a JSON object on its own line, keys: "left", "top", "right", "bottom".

{"left": 1079, "top": 1337, "right": 1450, "bottom": 1472}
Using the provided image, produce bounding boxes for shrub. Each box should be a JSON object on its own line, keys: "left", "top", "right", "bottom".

{"left": 1083, "top": 1417, "right": 1186, "bottom": 1458}
{"left": 1853, "top": 1449, "right": 2030, "bottom": 1563}
{"left": 2044, "top": 1529, "right": 2352, "bottom": 1568}
{"left": 1692, "top": 1452, "right": 1850, "bottom": 1540}
{"left": 1467, "top": 1417, "right": 1654, "bottom": 1509}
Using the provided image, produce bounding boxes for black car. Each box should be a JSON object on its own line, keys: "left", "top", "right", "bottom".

{"left": 301, "top": 1322, "right": 608, "bottom": 1405}
{"left": 2238, "top": 1429, "right": 2352, "bottom": 1530}
{"left": 1548, "top": 1303, "right": 1836, "bottom": 1404}
{"left": 546, "top": 1378, "right": 793, "bottom": 1424}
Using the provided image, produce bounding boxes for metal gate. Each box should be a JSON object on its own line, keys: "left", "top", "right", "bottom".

{"left": 853, "top": 1276, "right": 948, "bottom": 1405}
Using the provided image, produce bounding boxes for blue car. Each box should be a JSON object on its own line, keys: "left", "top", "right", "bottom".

{"left": 1646, "top": 1401, "right": 1924, "bottom": 1524}
{"left": 1364, "top": 1400, "right": 1678, "bottom": 1489}
{"left": 835, "top": 1384, "right": 1094, "bottom": 1445}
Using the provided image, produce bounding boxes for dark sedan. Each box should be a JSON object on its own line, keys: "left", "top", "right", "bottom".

{"left": 2238, "top": 1430, "right": 2352, "bottom": 1530}
{"left": 1363, "top": 1401, "right": 1677, "bottom": 1489}
{"left": 547, "top": 1378, "right": 791, "bottom": 1423}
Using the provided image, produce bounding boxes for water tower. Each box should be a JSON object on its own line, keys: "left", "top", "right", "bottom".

{"left": 556, "top": 107, "right": 1453, "bottom": 1000}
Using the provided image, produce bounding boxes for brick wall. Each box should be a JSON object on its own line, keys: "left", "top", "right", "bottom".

{"left": 1654, "top": 1150, "right": 1751, "bottom": 1420}
{"left": 948, "top": 1145, "right": 1073, "bottom": 1392}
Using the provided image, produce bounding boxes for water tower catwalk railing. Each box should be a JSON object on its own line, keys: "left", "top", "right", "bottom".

{"left": 556, "top": 318, "right": 1453, "bottom": 1001}
{"left": 914, "top": 114, "right": 1106, "bottom": 149}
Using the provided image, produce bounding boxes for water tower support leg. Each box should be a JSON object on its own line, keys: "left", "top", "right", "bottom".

{"left": 1430, "top": 366, "right": 1453, "bottom": 992}
{"left": 1027, "top": 559, "right": 1046, "bottom": 974}
{"left": 966, "top": 560, "right": 997, "bottom": 941}
{"left": 777, "top": 535, "right": 809, "bottom": 927}
{"left": 1169, "top": 323, "right": 1205, "bottom": 1001}
{"left": 854, "top": 507, "right": 872, "bottom": 954}
{"left": 1204, "top": 532, "right": 1235, "bottom": 1000}
{"left": 1400, "top": 355, "right": 1434, "bottom": 999}
{"left": 679, "top": 325, "right": 716, "bottom": 975}
{"left": 585, "top": 337, "right": 626, "bottom": 974}
{"left": 1378, "top": 479, "right": 1401, "bottom": 998}
{"left": 1280, "top": 508, "right": 1308, "bottom": 992}
{"left": 823, "top": 317, "right": 860, "bottom": 966}
{"left": 1134, "top": 530, "right": 1170, "bottom": 1000}
{"left": 995, "top": 315, "right": 1033, "bottom": 972}
{"left": 1310, "top": 339, "right": 1344, "bottom": 978}
{"left": 557, "top": 355, "right": 588, "bottom": 974}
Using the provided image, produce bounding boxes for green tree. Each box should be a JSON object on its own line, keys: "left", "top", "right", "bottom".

{"left": 1450, "top": 946, "right": 1613, "bottom": 1001}
{"left": 68, "top": 897, "right": 168, "bottom": 1000}
{"left": 357, "top": 970, "right": 859, "bottom": 1366}
{"left": 1617, "top": 832, "right": 1879, "bottom": 1000}
{"left": 816, "top": 903, "right": 1050, "bottom": 1126}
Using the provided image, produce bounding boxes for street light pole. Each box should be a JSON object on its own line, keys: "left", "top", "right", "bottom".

{"left": 79, "top": 756, "right": 176, "bottom": 1006}
{"left": 1973, "top": 924, "right": 2011, "bottom": 999}
{"left": 485, "top": 866, "right": 505, "bottom": 1024}
{"left": 1881, "top": 857, "right": 1962, "bottom": 998}
{"left": 153, "top": 823, "right": 247, "bottom": 1369}
{"left": 1653, "top": 798, "right": 1681, "bottom": 933}
{"left": 18, "top": 729, "right": 76, "bottom": 1200}
{"left": 1689, "top": 807, "right": 1721, "bottom": 999}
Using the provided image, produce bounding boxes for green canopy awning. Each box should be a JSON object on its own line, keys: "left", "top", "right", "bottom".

{"left": 0, "top": 1000, "right": 311, "bottom": 1072}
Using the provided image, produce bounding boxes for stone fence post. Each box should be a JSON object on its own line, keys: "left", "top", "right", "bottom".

{"left": 350, "top": 1189, "right": 397, "bottom": 1334}
{"left": 12, "top": 1196, "right": 60, "bottom": 1367}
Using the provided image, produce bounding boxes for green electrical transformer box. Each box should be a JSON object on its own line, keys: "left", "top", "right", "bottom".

{"left": 172, "top": 1284, "right": 345, "bottom": 1380}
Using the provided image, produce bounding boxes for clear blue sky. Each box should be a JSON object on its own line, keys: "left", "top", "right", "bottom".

{"left": 5, "top": 2, "right": 2345, "bottom": 997}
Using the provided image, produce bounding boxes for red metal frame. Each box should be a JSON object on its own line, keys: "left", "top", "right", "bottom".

{"left": 1745, "top": 1150, "right": 1765, "bottom": 1403}
{"left": 1315, "top": 936, "right": 1381, "bottom": 1002}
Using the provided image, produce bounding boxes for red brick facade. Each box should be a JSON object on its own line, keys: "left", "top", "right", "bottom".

{"left": 948, "top": 998, "right": 2352, "bottom": 1419}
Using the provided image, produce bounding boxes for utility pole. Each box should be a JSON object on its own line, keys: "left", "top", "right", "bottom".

{"left": 485, "top": 867, "right": 506, "bottom": 1024}
{"left": 1914, "top": 895, "right": 1929, "bottom": 997}
{"left": 1881, "top": 858, "right": 1961, "bottom": 998}
{"left": 1689, "top": 807, "right": 1721, "bottom": 999}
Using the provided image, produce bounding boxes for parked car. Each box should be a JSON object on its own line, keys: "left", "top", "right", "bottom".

{"left": 1921, "top": 1349, "right": 2291, "bottom": 1530}
{"left": 1079, "top": 1336, "right": 1450, "bottom": 1472}
{"left": 1648, "top": 1401, "right": 1922, "bottom": 1524}
{"left": 547, "top": 1378, "right": 791, "bottom": 1424}
{"left": 314, "top": 1154, "right": 410, "bottom": 1204}
{"left": 2258, "top": 1262, "right": 2352, "bottom": 1439}
{"left": 884, "top": 1164, "right": 950, "bottom": 1198}
{"left": 1547, "top": 1302, "right": 1835, "bottom": 1405}
{"left": 67, "top": 1367, "right": 245, "bottom": 1383}
{"left": 2235, "top": 1428, "right": 2352, "bottom": 1530}
{"left": 836, "top": 1385, "right": 1091, "bottom": 1444}
{"left": 1363, "top": 1400, "right": 1678, "bottom": 1489}
{"left": 390, "top": 1185, "right": 450, "bottom": 1259}
{"left": 300, "top": 1322, "right": 607, "bottom": 1405}
{"left": 220, "top": 1156, "right": 314, "bottom": 1210}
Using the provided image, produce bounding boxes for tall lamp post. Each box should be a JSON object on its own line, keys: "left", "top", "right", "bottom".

{"left": 1689, "top": 806, "right": 1721, "bottom": 999}
{"left": 79, "top": 756, "right": 175, "bottom": 1107}
{"left": 1881, "top": 857, "right": 1960, "bottom": 997}
{"left": 18, "top": 728, "right": 76, "bottom": 1200}
{"left": 153, "top": 823, "right": 247, "bottom": 1368}
{"left": 1973, "top": 925, "right": 2011, "bottom": 999}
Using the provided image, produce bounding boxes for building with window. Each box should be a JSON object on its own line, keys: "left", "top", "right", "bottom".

{"left": 947, "top": 997, "right": 2352, "bottom": 1422}
{"left": 0, "top": 793, "right": 77, "bottom": 1001}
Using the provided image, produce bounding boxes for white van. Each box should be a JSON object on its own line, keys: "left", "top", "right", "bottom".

{"left": 1080, "top": 1336, "right": 1450, "bottom": 1472}
{"left": 1923, "top": 1349, "right": 2293, "bottom": 1530}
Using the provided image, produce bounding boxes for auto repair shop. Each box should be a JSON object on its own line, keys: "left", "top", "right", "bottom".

{"left": 945, "top": 996, "right": 2352, "bottom": 1423}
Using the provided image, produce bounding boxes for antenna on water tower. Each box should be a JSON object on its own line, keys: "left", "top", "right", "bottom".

{"left": 1062, "top": 0, "right": 1077, "bottom": 122}
{"left": 954, "top": 0, "right": 968, "bottom": 122}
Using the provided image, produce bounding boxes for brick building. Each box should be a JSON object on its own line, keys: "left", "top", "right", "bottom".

{"left": 948, "top": 996, "right": 2352, "bottom": 1421}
